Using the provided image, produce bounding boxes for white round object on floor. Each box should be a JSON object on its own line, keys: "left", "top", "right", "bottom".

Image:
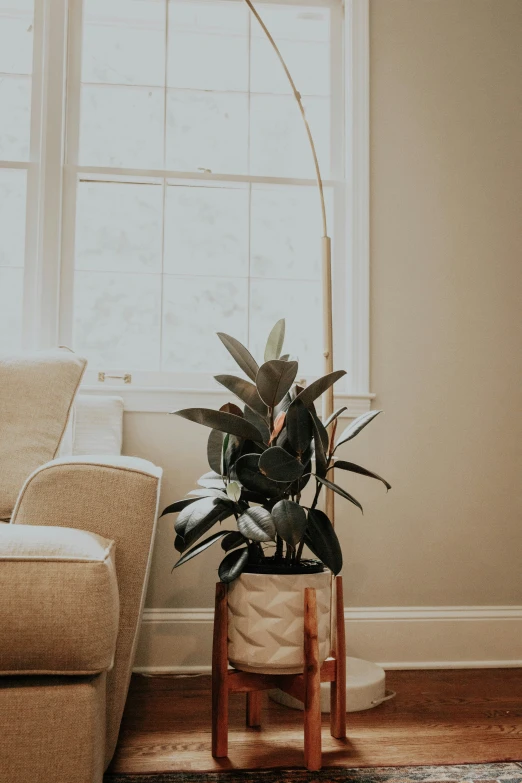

{"left": 268, "top": 657, "right": 394, "bottom": 712}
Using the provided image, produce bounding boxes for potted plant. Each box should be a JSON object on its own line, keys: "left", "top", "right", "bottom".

{"left": 163, "top": 320, "right": 390, "bottom": 675}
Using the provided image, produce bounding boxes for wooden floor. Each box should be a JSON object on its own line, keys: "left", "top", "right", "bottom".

{"left": 108, "top": 669, "right": 522, "bottom": 775}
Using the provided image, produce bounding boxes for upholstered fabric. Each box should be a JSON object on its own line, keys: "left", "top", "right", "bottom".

{"left": 12, "top": 454, "right": 162, "bottom": 767}
{"left": 0, "top": 673, "right": 107, "bottom": 783}
{"left": 0, "top": 349, "right": 86, "bottom": 519}
{"left": 0, "top": 524, "right": 118, "bottom": 675}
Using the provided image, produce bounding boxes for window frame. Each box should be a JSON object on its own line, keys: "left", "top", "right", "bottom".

{"left": 26, "top": 0, "right": 371, "bottom": 416}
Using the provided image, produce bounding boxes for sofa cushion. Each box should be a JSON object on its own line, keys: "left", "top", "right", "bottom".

{"left": 0, "top": 525, "right": 119, "bottom": 675}
{"left": 0, "top": 349, "right": 87, "bottom": 520}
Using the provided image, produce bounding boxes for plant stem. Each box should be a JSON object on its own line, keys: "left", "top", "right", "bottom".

{"left": 275, "top": 535, "right": 284, "bottom": 561}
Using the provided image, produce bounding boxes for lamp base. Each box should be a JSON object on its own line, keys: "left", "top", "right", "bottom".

{"left": 268, "top": 657, "right": 395, "bottom": 713}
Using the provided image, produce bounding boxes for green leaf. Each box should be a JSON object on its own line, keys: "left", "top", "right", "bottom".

{"left": 295, "top": 370, "right": 346, "bottom": 408}
{"left": 237, "top": 506, "right": 276, "bottom": 542}
{"left": 214, "top": 374, "right": 268, "bottom": 417}
{"left": 188, "top": 488, "right": 229, "bottom": 500}
{"left": 286, "top": 398, "right": 313, "bottom": 456}
{"left": 335, "top": 410, "right": 383, "bottom": 450}
{"left": 174, "top": 534, "right": 185, "bottom": 553}
{"left": 310, "top": 408, "right": 328, "bottom": 478}
{"left": 218, "top": 547, "right": 249, "bottom": 583}
{"left": 234, "top": 453, "right": 282, "bottom": 497}
{"left": 243, "top": 405, "right": 270, "bottom": 444}
{"left": 175, "top": 497, "right": 235, "bottom": 551}
{"left": 161, "top": 498, "right": 197, "bottom": 517}
{"left": 324, "top": 406, "right": 347, "bottom": 428}
{"left": 207, "top": 429, "right": 224, "bottom": 474}
{"left": 272, "top": 499, "right": 307, "bottom": 547}
{"left": 220, "top": 401, "right": 243, "bottom": 417}
{"left": 221, "top": 531, "right": 247, "bottom": 552}
{"left": 197, "top": 471, "right": 225, "bottom": 489}
{"left": 172, "top": 408, "right": 263, "bottom": 442}
{"left": 279, "top": 354, "right": 290, "bottom": 361}
{"left": 217, "top": 332, "right": 259, "bottom": 382}
{"left": 259, "top": 446, "right": 304, "bottom": 483}
{"left": 226, "top": 481, "right": 242, "bottom": 502}
{"left": 330, "top": 460, "right": 391, "bottom": 491}
{"left": 315, "top": 475, "right": 363, "bottom": 513}
{"left": 305, "top": 508, "right": 342, "bottom": 575}
{"left": 174, "top": 530, "right": 236, "bottom": 569}
{"left": 256, "top": 360, "right": 298, "bottom": 408}
{"left": 264, "top": 318, "right": 285, "bottom": 362}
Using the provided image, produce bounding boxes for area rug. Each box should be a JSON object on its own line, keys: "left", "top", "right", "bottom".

{"left": 104, "top": 762, "right": 522, "bottom": 783}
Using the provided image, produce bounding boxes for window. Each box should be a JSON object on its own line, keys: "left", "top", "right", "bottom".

{"left": 1, "top": 0, "right": 370, "bottom": 409}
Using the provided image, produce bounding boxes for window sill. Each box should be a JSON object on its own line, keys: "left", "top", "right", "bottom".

{"left": 80, "top": 385, "right": 375, "bottom": 417}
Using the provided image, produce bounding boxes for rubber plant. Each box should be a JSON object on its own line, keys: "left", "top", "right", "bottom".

{"left": 163, "top": 320, "right": 390, "bottom": 583}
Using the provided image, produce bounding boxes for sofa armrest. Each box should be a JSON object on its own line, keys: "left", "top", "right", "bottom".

{"left": 11, "top": 454, "right": 163, "bottom": 764}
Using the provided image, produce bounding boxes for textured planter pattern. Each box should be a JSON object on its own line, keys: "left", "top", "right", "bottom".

{"left": 227, "top": 570, "right": 331, "bottom": 674}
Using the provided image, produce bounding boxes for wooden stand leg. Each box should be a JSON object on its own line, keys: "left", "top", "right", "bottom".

{"left": 303, "top": 587, "right": 322, "bottom": 771}
{"left": 212, "top": 582, "right": 229, "bottom": 758}
{"left": 330, "top": 576, "right": 347, "bottom": 739}
{"left": 246, "top": 690, "right": 262, "bottom": 728}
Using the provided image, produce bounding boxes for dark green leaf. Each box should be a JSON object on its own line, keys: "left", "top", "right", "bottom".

{"left": 207, "top": 429, "right": 224, "bottom": 474}
{"left": 220, "top": 401, "right": 243, "bottom": 417}
{"left": 218, "top": 547, "right": 249, "bottom": 583}
{"left": 221, "top": 531, "right": 247, "bottom": 551}
{"left": 272, "top": 500, "right": 307, "bottom": 547}
{"left": 274, "top": 391, "right": 293, "bottom": 417}
{"left": 174, "top": 530, "right": 236, "bottom": 569}
{"left": 237, "top": 506, "right": 276, "bottom": 542}
{"left": 234, "top": 453, "right": 282, "bottom": 497}
{"left": 217, "top": 332, "right": 259, "bottom": 382}
{"left": 161, "top": 498, "right": 197, "bottom": 517}
{"left": 305, "top": 508, "right": 342, "bottom": 575}
{"left": 222, "top": 434, "right": 241, "bottom": 478}
{"left": 286, "top": 398, "right": 313, "bottom": 456}
{"left": 175, "top": 497, "right": 235, "bottom": 550}
{"left": 324, "top": 406, "right": 347, "bottom": 428}
{"left": 259, "top": 447, "right": 304, "bottom": 483}
{"left": 279, "top": 354, "right": 290, "bottom": 361}
{"left": 330, "top": 460, "right": 391, "bottom": 491}
{"left": 214, "top": 374, "right": 268, "bottom": 416}
{"left": 188, "top": 488, "right": 229, "bottom": 500}
{"left": 174, "top": 534, "right": 185, "bottom": 553}
{"left": 310, "top": 404, "right": 329, "bottom": 451}
{"left": 243, "top": 405, "right": 270, "bottom": 444}
{"left": 311, "top": 408, "right": 328, "bottom": 478}
{"left": 315, "top": 475, "right": 363, "bottom": 513}
{"left": 295, "top": 370, "right": 346, "bottom": 407}
{"left": 264, "top": 318, "right": 285, "bottom": 362}
{"left": 197, "top": 470, "right": 225, "bottom": 489}
{"left": 256, "top": 360, "right": 298, "bottom": 408}
{"left": 335, "top": 410, "right": 383, "bottom": 450}
{"left": 172, "top": 408, "right": 263, "bottom": 442}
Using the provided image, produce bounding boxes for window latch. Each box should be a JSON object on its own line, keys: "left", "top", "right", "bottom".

{"left": 97, "top": 372, "right": 132, "bottom": 384}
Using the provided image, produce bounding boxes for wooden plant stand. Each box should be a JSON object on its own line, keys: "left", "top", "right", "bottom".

{"left": 212, "top": 575, "right": 347, "bottom": 771}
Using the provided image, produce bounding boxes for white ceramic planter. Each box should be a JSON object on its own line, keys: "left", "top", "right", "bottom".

{"left": 227, "top": 570, "right": 331, "bottom": 675}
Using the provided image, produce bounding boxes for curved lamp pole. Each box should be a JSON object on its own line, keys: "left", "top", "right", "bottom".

{"left": 244, "top": 0, "right": 335, "bottom": 526}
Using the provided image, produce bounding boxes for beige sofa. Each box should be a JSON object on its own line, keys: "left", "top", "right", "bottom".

{"left": 0, "top": 351, "right": 162, "bottom": 783}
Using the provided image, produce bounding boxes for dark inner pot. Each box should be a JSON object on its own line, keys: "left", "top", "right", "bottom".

{"left": 242, "top": 557, "right": 325, "bottom": 576}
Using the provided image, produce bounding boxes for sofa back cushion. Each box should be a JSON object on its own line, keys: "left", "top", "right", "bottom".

{"left": 0, "top": 350, "right": 86, "bottom": 519}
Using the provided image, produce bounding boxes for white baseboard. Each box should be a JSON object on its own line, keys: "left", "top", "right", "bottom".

{"left": 134, "top": 605, "right": 522, "bottom": 673}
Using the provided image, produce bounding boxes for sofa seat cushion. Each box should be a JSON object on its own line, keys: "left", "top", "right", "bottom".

{"left": 0, "top": 525, "right": 119, "bottom": 675}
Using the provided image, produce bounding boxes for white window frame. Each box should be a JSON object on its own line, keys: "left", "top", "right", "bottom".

{"left": 25, "top": 0, "right": 371, "bottom": 418}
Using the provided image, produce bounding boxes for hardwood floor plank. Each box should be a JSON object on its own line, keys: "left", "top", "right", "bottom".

{"left": 108, "top": 670, "right": 522, "bottom": 774}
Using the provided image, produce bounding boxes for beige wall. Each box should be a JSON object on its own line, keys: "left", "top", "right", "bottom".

{"left": 125, "top": 0, "right": 522, "bottom": 617}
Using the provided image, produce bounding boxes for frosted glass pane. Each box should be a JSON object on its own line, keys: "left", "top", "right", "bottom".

{"left": 0, "top": 77, "right": 31, "bottom": 161}
{"left": 251, "top": 185, "right": 332, "bottom": 281}
{"left": 0, "top": 0, "right": 34, "bottom": 75}
{"left": 164, "top": 184, "right": 248, "bottom": 277}
{"left": 251, "top": 38, "right": 329, "bottom": 97}
{"left": 249, "top": 278, "right": 322, "bottom": 375}
{"left": 75, "top": 181, "right": 162, "bottom": 273}
{"left": 254, "top": 4, "right": 329, "bottom": 42}
{"left": 0, "top": 267, "right": 24, "bottom": 353}
{"left": 166, "top": 90, "right": 248, "bottom": 174}
{"left": 79, "top": 85, "right": 164, "bottom": 168}
{"left": 168, "top": 1, "right": 248, "bottom": 92}
{"left": 250, "top": 94, "right": 329, "bottom": 178}
{"left": 162, "top": 276, "right": 248, "bottom": 372}
{"left": 73, "top": 271, "right": 161, "bottom": 369}
{"left": 82, "top": 0, "right": 165, "bottom": 86}
{"left": 0, "top": 169, "right": 26, "bottom": 267}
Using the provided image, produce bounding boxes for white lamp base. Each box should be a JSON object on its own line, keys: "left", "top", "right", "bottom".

{"left": 268, "top": 656, "right": 395, "bottom": 713}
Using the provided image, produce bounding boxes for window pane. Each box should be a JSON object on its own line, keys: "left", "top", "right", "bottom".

{"left": 0, "top": 77, "right": 31, "bottom": 161}
{"left": 168, "top": 0, "right": 248, "bottom": 92}
{"left": 166, "top": 90, "right": 248, "bottom": 174}
{"left": 75, "top": 181, "right": 163, "bottom": 273}
{"left": 79, "top": 85, "right": 164, "bottom": 168}
{"left": 82, "top": 0, "right": 165, "bottom": 87}
{"left": 249, "top": 278, "right": 322, "bottom": 375}
{"left": 0, "top": 0, "right": 34, "bottom": 75}
{"left": 0, "top": 267, "right": 24, "bottom": 353}
{"left": 0, "top": 169, "right": 27, "bottom": 267}
{"left": 162, "top": 276, "right": 248, "bottom": 372}
{"left": 73, "top": 271, "right": 161, "bottom": 369}
{"left": 164, "top": 183, "right": 248, "bottom": 277}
